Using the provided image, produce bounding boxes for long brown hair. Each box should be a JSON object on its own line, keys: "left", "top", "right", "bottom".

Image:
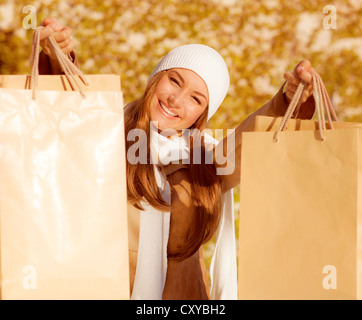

{"left": 125, "top": 70, "right": 222, "bottom": 261}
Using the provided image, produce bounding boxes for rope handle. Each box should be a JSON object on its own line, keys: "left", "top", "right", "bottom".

{"left": 273, "top": 72, "right": 338, "bottom": 142}
{"left": 30, "top": 26, "right": 89, "bottom": 99}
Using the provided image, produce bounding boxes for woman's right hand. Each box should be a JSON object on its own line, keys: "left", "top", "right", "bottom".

{"left": 39, "top": 18, "right": 74, "bottom": 60}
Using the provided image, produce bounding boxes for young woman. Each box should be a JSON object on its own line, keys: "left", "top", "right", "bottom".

{"left": 39, "top": 18, "right": 316, "bottom": 300}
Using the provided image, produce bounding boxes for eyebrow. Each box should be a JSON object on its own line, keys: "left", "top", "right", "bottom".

{"left": 193, "top": 90, "right": 208, "bottom": 102}
{"left": 169, "top": 70, "right": 208, "bottom": 102}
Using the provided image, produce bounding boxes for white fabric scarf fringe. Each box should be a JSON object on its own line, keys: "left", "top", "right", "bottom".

{"left": 131, "top": 125, "right": 237, "bottom": 300}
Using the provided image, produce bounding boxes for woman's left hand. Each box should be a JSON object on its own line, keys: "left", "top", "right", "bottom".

{"left": 283, "top": 59, "right": 315, "bottom": 104}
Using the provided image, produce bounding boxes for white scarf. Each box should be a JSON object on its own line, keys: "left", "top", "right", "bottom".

{"left": 131, "top": 124, "right": 237, "bottom": 300}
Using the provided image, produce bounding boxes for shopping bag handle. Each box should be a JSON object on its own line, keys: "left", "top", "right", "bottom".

{"left": 273, "top": 73, "right": 339, "bottom": 142}
{"left": 30, "top": 26, "right": 89, "bottom": 99}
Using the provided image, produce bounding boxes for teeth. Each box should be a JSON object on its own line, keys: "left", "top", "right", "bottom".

{"left": 160, "top": 101, "right": 178, "bottom": 117}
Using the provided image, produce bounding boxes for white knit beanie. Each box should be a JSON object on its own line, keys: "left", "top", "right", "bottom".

{"left": 149, "top": 44, "right": 230, "bottom": 121}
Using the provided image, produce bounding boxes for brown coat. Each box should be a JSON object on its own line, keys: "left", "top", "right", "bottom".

{"left": 39, "top": 52, "right": 315, "bottom": 299}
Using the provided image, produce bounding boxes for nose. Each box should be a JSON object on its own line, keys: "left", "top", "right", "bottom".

{"left": 168, "top": 91, "right": 184, "bottom": 109}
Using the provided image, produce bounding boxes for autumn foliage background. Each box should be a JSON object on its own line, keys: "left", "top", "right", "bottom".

{"left": 1, "top": 0, "right": 362, "bottom": 277}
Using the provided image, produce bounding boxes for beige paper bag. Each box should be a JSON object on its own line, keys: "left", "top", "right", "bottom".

{"left": 252, "top": 115, "right": 362, "bottom": 132}
{"left": 0, "top": 74, "right": 121, "bottom": 92}
{"left": 238, "top": 128, "right": 362, "bottom": 300}
{"left": 238, "top": 76, "right": 362, "bottom": 300}
{"left": 0, "top": 74, "right": 129, "bottom": 300}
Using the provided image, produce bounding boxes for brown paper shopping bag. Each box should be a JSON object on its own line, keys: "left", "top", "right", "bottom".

{"left": 252, "top": 114, "right": 362, "bottom": 133}
{"left": 0, "top": 74, "right": 121, "bottom": 92}
{"left": 238, "top": 75, "right": 362, "bottom": 300}
{"left": 0, "top": 28, "right": 129, "bottom": 299}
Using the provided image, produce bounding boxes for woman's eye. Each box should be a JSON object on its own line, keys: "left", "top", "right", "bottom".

{"left": 193, "top": 96, "right": 201, "bottom": 105}
{"left": 170, "top": 77, "right": 179, "bottom": 86}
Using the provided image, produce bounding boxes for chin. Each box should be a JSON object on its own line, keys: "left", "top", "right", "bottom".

{"left": 155, "top": 121, "right": 178, "bottom": 131}
{"left": 150, "top": 110, "right": 178, "bottom": 131}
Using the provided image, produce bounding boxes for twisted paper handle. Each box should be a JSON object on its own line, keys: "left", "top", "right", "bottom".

{"left": 273, "top": 73, "right": 338, "bottom": 142}
{"left": 30, "top": 26, "right": 89, "bottom": 99}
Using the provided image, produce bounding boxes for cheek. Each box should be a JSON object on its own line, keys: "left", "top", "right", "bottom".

{"left": 183, "top": 106, "right": 206, "bottom": 125}
{"left": 149, "top": 95, "right": 160, "bottom": 120}
{"left": 154, "top": 77, "right": 172, "bottom": 95}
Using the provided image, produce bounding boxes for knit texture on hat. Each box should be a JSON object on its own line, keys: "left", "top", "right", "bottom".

{"left": 149, "top": 44, "right": 230, "bottom": 121}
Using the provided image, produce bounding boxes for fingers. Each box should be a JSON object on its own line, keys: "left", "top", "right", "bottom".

{"left": 57, "top": 38, "right": 72, "bottom": 50}
{"left": 57, "top": 37, "right": 74, "bottom": 54}
{"left": 284, "top": 59, "right": 314, "bottom": 94}
{"left": 42, "top": 17, "right": 62, "bottom": 27}
{"left": 284, "top": 71, "right": 299, "bottom": 85}
{"left": 293, "top": 59, "right": 314, "bottom": 84}
{"left": 284, "top": 70, "right": 313, "bottom": 103}
{"left": 39, "top": 18, "right": 73, "bottom": 57}
{"left": 42, "top": 17, "right": 63, "bottom": 31}
{"left": 296, "top": 66, "right": 313, "bottom": 84}
{"left": 53, "top": 27, "right": 73, "bottom": 55}
{"left": 284, "top": 59, "right": 318, "bottom": 108}
{"left": 285, "top": 85, "right": 312, "bottom": 104}
{"left": 52, "top": 27, "right": 72, "bottom": 43}
{"left": 293, "top": 59, "right": 312, "bottom": 73}
{"left": 39, "top": 24, "right": 56, "bottom": 41}
{"left": 284, "top": 72, "right": 313, "bottom": 90}
{"left": 40, "top": 17, "right": 63, "bottom": 40}
{"left": 39, "top": 18, "right": 60, "bottom": 43}
{"left": 40, "top": 17, "right": 71, "bottom": 42}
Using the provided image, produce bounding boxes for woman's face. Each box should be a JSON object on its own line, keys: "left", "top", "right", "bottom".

{"left": 149, "top": 68, "right": 209, "bottom": 131}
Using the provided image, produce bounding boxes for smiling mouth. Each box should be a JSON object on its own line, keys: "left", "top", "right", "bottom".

{"left": 159, "top": 100, "right": 179, "bottom": 118}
